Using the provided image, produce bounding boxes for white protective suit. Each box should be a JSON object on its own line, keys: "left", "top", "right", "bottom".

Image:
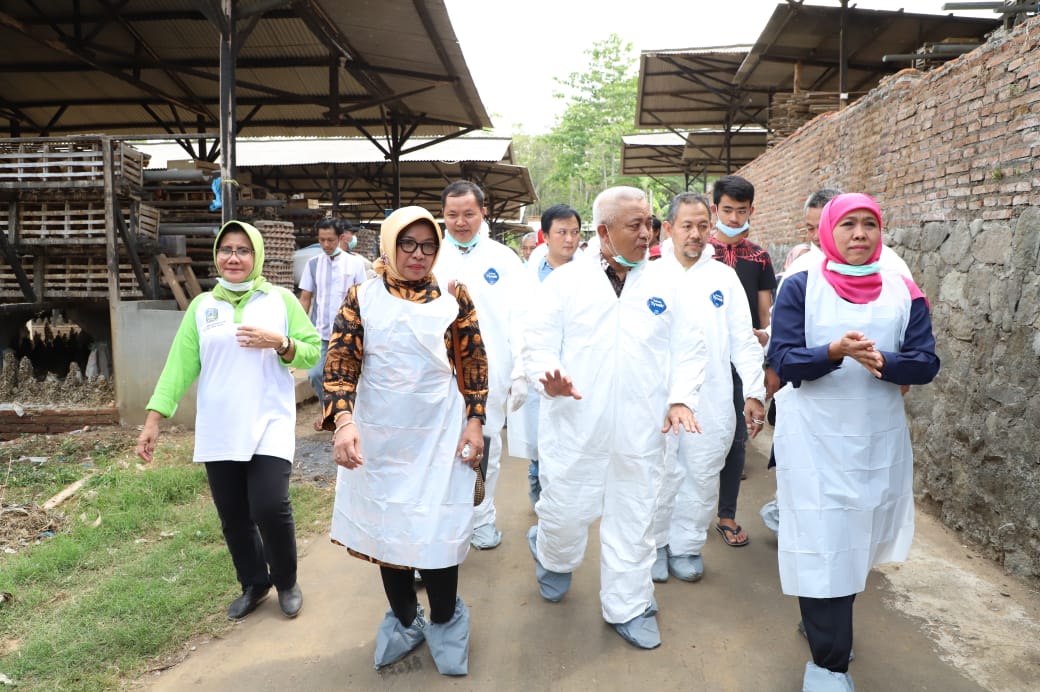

{"left": 524, "top": 257, "right": 706, "bottom": 624}
{"left": 774, "top": 265, "right": 914, "bottom": 598}
{"left": 651, "top": 247, "right": 766, "bottom": 556}
{"left": 434, "top": 231, "right": 524, "bottom": 529}
{"left": 330, "top": 279, "right": 474, "bottom": 568}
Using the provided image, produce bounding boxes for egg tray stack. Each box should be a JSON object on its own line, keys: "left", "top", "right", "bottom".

{"left": 252, "top": 219, "right": 295, "bottom": 290}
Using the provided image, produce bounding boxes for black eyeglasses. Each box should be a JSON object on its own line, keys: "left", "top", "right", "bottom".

{"left": 397, "top": 237, "right": 438, "bottom": 256}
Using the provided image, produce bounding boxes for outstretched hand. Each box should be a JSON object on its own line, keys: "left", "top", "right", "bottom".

{"left": 830, "top": 331, "right": 885, "bottom": 378}
{"left": 539, "top": 369, "right": 582, "bottom": 399}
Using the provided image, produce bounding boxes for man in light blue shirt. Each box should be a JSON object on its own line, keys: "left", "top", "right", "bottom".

{"left": 511, "top": 204, "right": 582, "bottom": 505}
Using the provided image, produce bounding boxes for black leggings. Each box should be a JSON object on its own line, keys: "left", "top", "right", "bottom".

{"left": 380, "top": 565, "right": 459, "bottom": 625}
{"left": 799, "top": 594, "right": 856, "bottom": 673}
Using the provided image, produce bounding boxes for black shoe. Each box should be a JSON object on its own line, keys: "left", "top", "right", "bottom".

{"left": 278, "top": 583, "right": 303, "bottom": 618}
{"left": 227, "top": 585, "right": 270, "bottom": 621}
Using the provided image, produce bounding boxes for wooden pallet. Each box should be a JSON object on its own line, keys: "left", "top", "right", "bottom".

{"left": 0, "top": 137, "right": 144, "bottom": 192}
{"left": 0, "top": 254, "right": 146, "bottom": 299}
{"left": 5, "top": 198, "right": 158, "bottom": 246}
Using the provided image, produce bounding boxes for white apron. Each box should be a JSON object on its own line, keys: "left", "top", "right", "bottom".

{"left": 330, "top": 279, "right": 474, "bottom": 569}
{"left": 774, "top": 267, "right": 913, "bottom": 598}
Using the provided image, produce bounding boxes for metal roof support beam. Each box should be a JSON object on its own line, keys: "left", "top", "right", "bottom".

{"left": 219, "top": 0, "right": 237, "bottom": 224}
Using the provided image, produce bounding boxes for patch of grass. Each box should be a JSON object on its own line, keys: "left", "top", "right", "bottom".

{"left": 0, "top": 441, "right": 334, "bottom": 691}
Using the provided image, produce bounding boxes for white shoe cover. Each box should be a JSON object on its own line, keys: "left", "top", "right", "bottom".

{"left": 651, "top": 546, "right": 669, "bottom": 583}
{"left": 471, "top": 522, "right": 503, "bottom": 550}
{"left": 802, "top": 662, "right": 855, "bottom": 692}
{"left": 373, "top": 605, "right": 426, "bottom": 668}
{"left": 760, "top": 498, "right": 780, "bottom": 538}
{"left": 612, "top": 603, "right": 662, "bottom": 649}
{"left": 425, "top": 597, "right": 470, "bottom": 676}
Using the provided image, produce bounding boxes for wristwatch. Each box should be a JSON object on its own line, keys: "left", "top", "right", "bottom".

{"left": 275, "top": 335, "right": 291, "bottom": 355}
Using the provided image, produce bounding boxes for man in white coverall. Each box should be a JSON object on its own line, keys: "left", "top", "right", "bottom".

{"left": 433, "top": 180, "right": 525, "bottom": 550}
{"left": 523, "top": 186, "right": 707, "bottom": 649}
{"left": 507, "top": 204, "right": 582, "bottom": 508}
{"left": 651, "top": 192, "right": 767, "bottom": 584}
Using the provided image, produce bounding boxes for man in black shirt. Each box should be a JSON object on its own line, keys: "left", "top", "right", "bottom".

{"left": 708, "top": 175, "right": 777, "bottom": 547}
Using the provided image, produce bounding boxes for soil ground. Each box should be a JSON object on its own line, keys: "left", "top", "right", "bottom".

{"left": 126, "top": 399, "right": 1040, "bottom": 692}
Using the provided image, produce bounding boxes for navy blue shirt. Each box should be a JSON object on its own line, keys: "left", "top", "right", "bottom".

{"left": 767, "top": 271, "right": 940, "bottom": 387}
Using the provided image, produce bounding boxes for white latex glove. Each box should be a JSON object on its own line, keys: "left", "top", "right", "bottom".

{"left": 508, "top": 376, "right": 528, "bottom": 412}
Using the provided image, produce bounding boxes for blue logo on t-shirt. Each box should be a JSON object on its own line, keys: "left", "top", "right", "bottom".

{"left": 205, "top": 308, "right": 219, "bottom": 323}
{"left": 647, "top": 297, "right": 667, "bottom": 315}
{"left": 484, "top": 268, "right": 500, "bottom": 284}
{"left": 710, "top": 290, "right": 724, "bottom": 308}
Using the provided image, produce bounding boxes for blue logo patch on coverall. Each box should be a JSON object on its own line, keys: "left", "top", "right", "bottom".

{"left": 484, "top": 268, "right": 500, "bottom": 284}
{"left": 710, "top": 290, "right": 724, "bottom": 308}
{"left": 647, "top": 297, "right": 667, "bottom": 315}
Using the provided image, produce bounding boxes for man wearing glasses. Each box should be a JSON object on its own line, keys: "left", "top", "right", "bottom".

{"left": 434, "top": 180, "right": 525, "bottom": 550}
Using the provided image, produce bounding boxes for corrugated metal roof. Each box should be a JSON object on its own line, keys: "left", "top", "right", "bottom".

{"left": 0, "top": 0, "right": 491, "bottom": 138}
{"left": 135, "top": 136, "right": 513, "bottom": 168}
{"left": 621, "top": 129, "right": 767, "bottom": 178}
{"left": 636, "top": 4, "right": 999, "bottom": 133}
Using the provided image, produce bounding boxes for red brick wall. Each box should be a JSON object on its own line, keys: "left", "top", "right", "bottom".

{"left": 742, "top": 15, "right": 1040, "bottom": 257}
{"left": 0, "top": 408, "right": 120, "bottom": 441}
{"left": 735, "top": 15, "right": 1040, "bottom": 582}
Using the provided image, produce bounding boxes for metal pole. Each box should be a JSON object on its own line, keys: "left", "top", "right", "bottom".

{"left": 220, "top": 0, "right": 237, "bottom": 224}
{"left": 839, "top": 0, "right": 849, "bottom": 109}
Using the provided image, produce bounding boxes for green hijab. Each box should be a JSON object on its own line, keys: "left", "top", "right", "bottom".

{"left": 211, "top": 220, "right": 272, "bottom": 321}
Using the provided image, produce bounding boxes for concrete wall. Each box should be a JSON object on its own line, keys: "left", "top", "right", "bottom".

{"left": 737, "top": 16, "right": 1040, "bottom": 581}
{"left": 114, "top": 300, "right": 197, "bottom": 427}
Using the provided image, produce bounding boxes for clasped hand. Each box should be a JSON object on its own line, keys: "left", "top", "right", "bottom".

{"left": 831, "top": 331, "right": 885, "bottom": 377}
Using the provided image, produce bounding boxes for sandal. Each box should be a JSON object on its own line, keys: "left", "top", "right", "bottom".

{"left": 716, "top": 523, "right": 750, "bottom": 547}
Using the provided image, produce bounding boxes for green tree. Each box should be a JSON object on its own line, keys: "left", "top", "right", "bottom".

{"left": 515, "top": 35, "right": 686, "bottom": 227}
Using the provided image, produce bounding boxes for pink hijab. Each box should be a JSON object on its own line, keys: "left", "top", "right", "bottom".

{"left": 817, "top": 193, "right": 924, "bottom": 305}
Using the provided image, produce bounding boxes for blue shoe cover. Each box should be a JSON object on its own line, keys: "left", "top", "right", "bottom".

{"left": 425, "top": 597, "right": 470, "bottom": 676}
{"left": 373, "top": 605, "right": 426, "bottom": 668}
{"left": 612, "top": 603, "right": 661, "bottom": 649}
{"left": 527, "top": 526, "right": 571, "bottom": 602}
{"left": 667, "top": 553, "right": 704, "bottom": 582}
{"left": 802, "top": 662, "right": 855, "bottom": 691}
{"left": 471, "top": 522, "right": 502, "bottom": 550}
{"left": 651, "top": 546, "right": 669, "bottom": 583}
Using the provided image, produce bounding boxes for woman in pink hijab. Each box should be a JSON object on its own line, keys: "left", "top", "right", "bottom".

{"left": 767, "top": 193, "right": 940, "bottom": 691}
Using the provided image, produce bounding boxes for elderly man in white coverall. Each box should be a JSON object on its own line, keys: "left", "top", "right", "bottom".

{"left": 651, "top": 193, "right": 767, "bottom": 584}
{"left": 523, "top": 186, "right": 707, "bottom": 649}
{"left": 433, "top": 180, "right": 525, "bottom": 550}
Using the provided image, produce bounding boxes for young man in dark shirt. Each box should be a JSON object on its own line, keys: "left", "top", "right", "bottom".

{"left": 708, "top": 175, "right": 776, "bottom": 547}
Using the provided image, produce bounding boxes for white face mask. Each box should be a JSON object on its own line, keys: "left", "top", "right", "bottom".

{"left": 715, "top": 219, "right": 749, "bottom": 237}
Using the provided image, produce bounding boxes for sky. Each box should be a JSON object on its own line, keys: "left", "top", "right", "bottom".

{"left": 443, "top": 0, "right": 995, "bottom": 135}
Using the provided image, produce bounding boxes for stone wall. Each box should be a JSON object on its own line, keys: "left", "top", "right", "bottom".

{"left": 737, "top": 16, "right": 1040, "bottom": 581}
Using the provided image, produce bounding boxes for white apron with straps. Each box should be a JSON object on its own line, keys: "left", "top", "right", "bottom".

{"left": 774, "top": 266, "right": 913, "bottom": 598}
{"left": 330, "top": 279, "right": 474, "bottom": 569}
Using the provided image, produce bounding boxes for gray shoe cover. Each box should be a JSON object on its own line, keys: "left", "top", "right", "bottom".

{"left": 612, "top": 603, "right": 662, "bottom": 649}
{"left": 527, "top": 525, "right": 572, "bottom": 602}
{"left": 651, "top": 546, "right": 669, "bottom": 583}
{"left": 373, "top": 605, "right": 426, "bottom": 669}
{"left": 667, "top": 553, "right": 704, "bottom": 582}
{"left": 802, "top": 662, "right": 855, "bottom": 691}
{"left": 425, "top": 597, "right": 470, "bottom": 676}
{"left": 760, "top": 498, "right": 780, "bottom": 538}
{"left": 471, "top": 522, "right": 503, "bottom": 550}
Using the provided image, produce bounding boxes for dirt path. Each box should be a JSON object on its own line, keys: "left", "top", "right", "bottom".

{"left": 135, "top": 421, "right": 1040, "bottom": 691}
